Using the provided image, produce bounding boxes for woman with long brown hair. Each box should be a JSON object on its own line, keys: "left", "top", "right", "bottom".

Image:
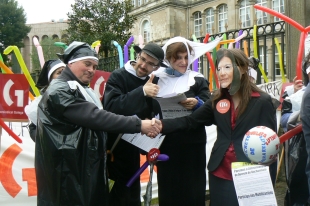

{"left": 158, "top": 48, "right": 278, "bottom": 205}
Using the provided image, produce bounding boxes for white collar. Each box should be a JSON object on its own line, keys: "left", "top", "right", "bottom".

{"left": 124, "top": 61, "right": 147, "bottom": 80}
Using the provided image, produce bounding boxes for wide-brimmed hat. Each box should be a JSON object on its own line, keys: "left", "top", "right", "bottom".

{"left": 134, "top": 43, "right": 166, "bottom": 67}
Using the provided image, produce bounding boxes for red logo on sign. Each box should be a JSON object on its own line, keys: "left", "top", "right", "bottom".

{"left": 89, "top": 70, "right": 111, "bottom": 101}
{"left": 0, "top": 74, "right": 29, "bottom": 120}
{"left": 0, "top": 143, "right": 37, "bottom": 197}
{"left": 216, "top": 99, "right": 230, "bottom": 114}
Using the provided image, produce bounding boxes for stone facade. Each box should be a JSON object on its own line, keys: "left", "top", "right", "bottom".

{"left": 129, "top": 0, "right": 292, "bottom": 82}
{"left": 129, "top": 0, "right": 272, "bottom": 44}
{"left": 21, "top": 0, "right": 310, "bottom": 82}
{"left": 21, "top": 21, "right": 68, "bottom": 72}
{"left": 285, "top": 0, "right": 310, "bottom": 80}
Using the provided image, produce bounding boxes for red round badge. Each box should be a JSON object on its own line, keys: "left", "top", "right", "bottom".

{"left": 216, "top": 99, "right": 230, "bottom": 114}
{"left": 148, "top": 148, "right": 160, "bottom": 162}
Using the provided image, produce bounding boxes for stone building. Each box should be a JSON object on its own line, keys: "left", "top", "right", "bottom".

{"left": 129, "top": 0, "right": 288, "bottom": 82}
{"left": 21, "top": 0, "right": 310, "bottom": 82}
{"left": 130, "top": 0, "right": 282, "bottom": 43}
{"left": 21, "top": 20, "right": 68, "bottom": 72}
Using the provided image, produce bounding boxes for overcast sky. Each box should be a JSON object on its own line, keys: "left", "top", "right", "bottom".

{"left": 16, "top": 0, "right": 76, "bottom": 24}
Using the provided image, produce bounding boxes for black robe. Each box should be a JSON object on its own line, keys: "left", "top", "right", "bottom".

{"left": 103, "top": 67, "right": 159, "bottom": 206}
{"left": 35, "top": 67, "right": 141, "bottom": 206}
{"left": 155, "top": 76, "right": 211, "bottom": 206}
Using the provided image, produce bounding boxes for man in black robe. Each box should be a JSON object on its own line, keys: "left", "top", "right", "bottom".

{"left": 103, "top": 43, "right": 166, "bottom": 206}
{"left": 35, "top": 41, "right": 160, "bottom": 205}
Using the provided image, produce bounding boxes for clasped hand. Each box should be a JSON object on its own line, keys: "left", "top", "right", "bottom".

{"left": 141, "top": 118, "right": 162, "bottom": 138}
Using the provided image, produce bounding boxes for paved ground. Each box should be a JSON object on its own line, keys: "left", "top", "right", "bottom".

{"left": 275, "top": 176, "right": 286, "bottom": 206}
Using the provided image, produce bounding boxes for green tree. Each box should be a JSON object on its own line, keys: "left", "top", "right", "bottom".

{"left": 31, "top": 37, "right": 66, "bottom": 71}
{"left": 0, "top": 0, "right": 31, "bottom": 65}
{"left": 67, "top": 0, "right": 136, "bottom": 57}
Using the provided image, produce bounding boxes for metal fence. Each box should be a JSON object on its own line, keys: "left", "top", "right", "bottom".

{"left": 98, "top": 55, "right": 121, "bottom": 72}
{"left": 98, "top": 21, "right": 285, "bottom": 85}
{"left": 196, "top": 21, "right": 286, "bottom": 84}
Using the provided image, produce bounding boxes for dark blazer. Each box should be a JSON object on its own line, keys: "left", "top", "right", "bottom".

{"left": 162, "top": 91, "right": 276, "bottom": 172}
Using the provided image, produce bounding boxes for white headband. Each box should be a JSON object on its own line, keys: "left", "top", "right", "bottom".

{"left": 68, "top": 56, "right": 99, "bottom": 64}
{"left": 47, "top": 62, "right": 66, "bottom": 81}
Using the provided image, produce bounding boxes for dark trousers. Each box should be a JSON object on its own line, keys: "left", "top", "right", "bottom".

{"left": 209, "top": 173, "right": 239, "bottom": 206}
{"left": 108, "top": 179, "right": 141, "bottom": 206}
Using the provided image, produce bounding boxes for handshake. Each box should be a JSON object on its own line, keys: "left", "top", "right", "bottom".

{"left": 141, "top": 118, "right": 162, "bottom": 138}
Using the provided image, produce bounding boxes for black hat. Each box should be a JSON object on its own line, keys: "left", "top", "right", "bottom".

{"left": 57, "top": 41, "right": 98, "bottom": 64}
{"left": 248, "top": 56, "right": 260, "bottom": 70}
{"left": 36, "top": 59, "right": 66, "bottom": 88}
{"left": 134, "top": 43, "right": 166, "bottom": 67}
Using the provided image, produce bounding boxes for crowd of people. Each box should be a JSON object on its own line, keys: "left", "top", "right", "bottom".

{"left": 24, "top": 37, "right": 310, "bottom": 206}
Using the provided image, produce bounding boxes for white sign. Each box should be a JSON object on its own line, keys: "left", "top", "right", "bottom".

{"left": 232, "top": 162, "right": 277, "bottom": 206}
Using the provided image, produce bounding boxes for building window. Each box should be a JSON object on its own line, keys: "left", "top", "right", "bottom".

{"left": 275, "top": 44, "right": 286, "bottom": 76}
{"left": 194, "top": 12, "right": 202, "bottom": 37}
{"left": 218, "top": 4, "right": 227, "bottom": 33}
{"left": 239, "top": 0, "right": 251, "bottom": 28}
{"left": 142, "top": 20, "right": 150, "bottom": 43}
{"left": 131, "top": 0, "right": 135, "bottom": 7}
{"left": 145, "top": 0, "right": 148, "bottom": 3}
{"left": 138, "top": 0, "right": 141, "bottom": 6}
{"left": 272, "top": 0, "right": 284, "bottom": 22}
{"left": 205, "top": 8, "right": 214, "bottom": 35}
{"left": 259, "top": 46, "right": 267, "bottom": 74}
{"left": 256, "top": 0, "right": 267, "bottom": 25}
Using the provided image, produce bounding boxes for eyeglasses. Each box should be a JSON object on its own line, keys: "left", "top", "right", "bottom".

{"left": 137, "top": 55, "right": 159, "bottom": 69}
{"left": 216, "top": 64, "right": 233, "bottom": 73}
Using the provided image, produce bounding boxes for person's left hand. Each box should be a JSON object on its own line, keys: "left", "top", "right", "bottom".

{"left": 180, "top": 98, "right": 198, "bottom": 110}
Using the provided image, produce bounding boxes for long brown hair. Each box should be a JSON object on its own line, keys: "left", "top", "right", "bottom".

{"left": 212, "top": 48, "right": 264, "bottom": 118}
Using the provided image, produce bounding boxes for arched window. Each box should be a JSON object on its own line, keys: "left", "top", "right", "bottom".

{"left": 256, "top": 0, "right": 267, "bottom": 25}
{"left": 33, "top": 35, "right": 40, "bottom": 42}
{"left": 61, "top": 34, "right": 69, "bottom": 42}
{"left": 142, "top": 20, "right": 150, "bottom": 43}
{"left": 218, "top": 4, "right": 227, "bottom": 33}
{"left": 194, "top": 12, "right": 202, "bottom": 37}
{"left": 239, "top": 0, "right": 251, "bottom": 28}
{"left": 205, "top": 8, "right": 214, "bottom": 35}
{"left": 42, "top": 35, "right": 48, "bottom": 40}
{"left": 52, "top": 34, "right": 59, "bottom": 40}
{"left": 272, "top": 0, "right": 284, "bottom": 22}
